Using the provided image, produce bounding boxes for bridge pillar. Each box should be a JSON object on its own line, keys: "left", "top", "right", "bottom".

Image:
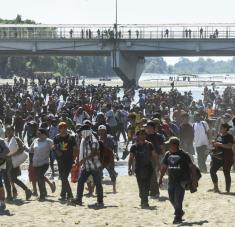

{"left": 111, "top": 51, "right": 145, "bottom": 88}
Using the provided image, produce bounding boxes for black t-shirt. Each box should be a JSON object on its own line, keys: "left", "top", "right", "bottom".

{"left": 146, "top": 133, "right": 164, "bottom": 154}
{"left": 54, "top": 134, "right": 76, "bottom": 161}
{"left": 215, "top": 133, "right": 233, "bottom": 158}
{"left": 162, "top": 150, "right": 192, "bottom": 184}
{"left": 180, "top": 123, "right": 194, "bottom": 143}
{"left": 130, "top": 141, "right": 154, "bottom": 171}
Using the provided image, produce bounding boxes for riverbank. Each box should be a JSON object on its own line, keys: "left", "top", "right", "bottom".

{"left": 1, "top": 173, "right": 235, "bottom": 226}
{"left": 1, "top": 76, "right": 235, "bottom": 88}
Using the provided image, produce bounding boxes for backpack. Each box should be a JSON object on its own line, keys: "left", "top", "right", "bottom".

{"left": 98, "top": 140, "right": 114, "bottom": 168}
{"left": 181, "top": 163, "right": 202, "bottom": 193}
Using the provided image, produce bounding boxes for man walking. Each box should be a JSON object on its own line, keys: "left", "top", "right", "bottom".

{"left": 128, "top": 129, "right": 159, "bottom": 208}
{"left": 145, "top": 121, "right": 164, "bottom": 198}
{"left": 159, "top": 137, "right": 193, "bottom": 224}
{"left": 193, "top": 112, "right": 210, "bottom": 172}
{"left": 54, "top": 122, "right": 77, "bottom": 201}
{"left": 74, "top": 124, "right": 104, "bottom": 207}
{"left": 179, "top": 112, "right": 195, "bottom": 161}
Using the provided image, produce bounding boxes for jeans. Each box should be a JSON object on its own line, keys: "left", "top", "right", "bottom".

{"left": 150, "top": 168, "right": 160, "bottom": 196}
{"left": 136, "top": 168, "right": 152, "bottom": 205}
{"left": 4, "top": 161, "right": 28, "bottom": 198}
{"left": 168, "top": 183, "right": 185, "bottom": 219}
{"left": 210, "top": 156, "right": 233, "bottom": 192}
{"left": 77, "top": 168, "right": 103, "bottom": 204}
{"left": 196, "top": 145, "right": 208, "bottom": 172}
{"left": 35, "top": 164, "right": 49, "bottom": 198}
{"left": 117, "top": 124, "right": 127, "bottom": 142}
{"left": 57, "top": 159, "right": 73, "bottom": 198}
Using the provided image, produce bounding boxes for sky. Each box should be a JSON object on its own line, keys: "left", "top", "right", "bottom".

{"left": 1, "top": 0, "right": 235, "bottom": 64}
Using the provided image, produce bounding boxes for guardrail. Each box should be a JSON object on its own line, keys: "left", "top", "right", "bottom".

{"left": 0, "top": 24, "right": 235, "bottom": 40}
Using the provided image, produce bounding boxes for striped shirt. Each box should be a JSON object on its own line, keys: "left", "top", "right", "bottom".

{"left": 79, "top": 135, "right": 101, "bottom": 171}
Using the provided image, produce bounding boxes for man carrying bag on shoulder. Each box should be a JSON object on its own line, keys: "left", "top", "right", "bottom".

{"left": 159, "top": 137, "right": 199, "bottom": 225}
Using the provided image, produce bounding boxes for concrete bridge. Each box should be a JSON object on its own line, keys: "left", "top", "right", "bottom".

{"left": 1, "top": 24, "right": 235, "bottom": 87}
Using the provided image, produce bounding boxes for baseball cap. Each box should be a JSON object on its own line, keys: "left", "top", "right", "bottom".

{"left": 77, "top": 124, "right": 91, "bottom": 133}
{"left": 146, "top": 120, "right": 156, "bottom": 129}
{"left": 58, "top": 122, "right": 67, "bottom": 128}
{"left": 83, "top": 119, "right": 92, "bottom": 125}
{"left": 223, "top": 113, "right": 231, "bottom": 119}
{"left": 165, "top": 137, "right": 180, "bottom": 146}
{"left": 98, "top": 125, "right": 107, "bottom": 131}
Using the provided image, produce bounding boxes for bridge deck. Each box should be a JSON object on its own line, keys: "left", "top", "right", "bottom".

{"left": 0, "top": 24, "right": 235, "bottom": 40}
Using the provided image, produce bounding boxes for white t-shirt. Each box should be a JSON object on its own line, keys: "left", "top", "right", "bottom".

{"left": 31, "top": 138, "right": 53, "bottom": 167}
{"left": 193, "top": 121, "right": 209, "bottom": 147}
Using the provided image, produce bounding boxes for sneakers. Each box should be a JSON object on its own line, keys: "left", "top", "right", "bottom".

{"left": 58, "top": 196, "right": 67, "bottom": 202}
{"left": 173, "top": 211, "right": 185, "bottom": 224}
{"left": 173, "top": 218, "right": 183, "bottom": 225}
{"left": 70, "top": 199, "right": 83, "bottom": 206}
{"left": 150, "top": 193, "right": 160, "bottom": 199}
{"left": 141, "top": 203, "right": 150, "bottom": 209}
{"left": 88, "top": 202, "right": 104, "bottom": 209}
{"left": 38, "top": 197, "right": 45, "bottom": 202}
{"left": 25, "top": 189, "right": 32, "bottom": 200}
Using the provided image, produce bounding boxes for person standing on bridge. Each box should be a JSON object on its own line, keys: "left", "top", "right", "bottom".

{"left": 215, "top": 29, "right": 219, "bottom": 38}
{"left": 81, "top": 29, "right": 84, "bottom": 39}
{"left": 128, "top": 29, "right": 131, "bottom": 39}
{"left": 97, "top": 29, "right": 101, "bottom": 39}
{"left": 185, "top": 29, "right": 188, "bottom": 38}
{"left": 88, "top": 29, "right": 92, "bottom": 39}
{"left": 188, "top": 29, "right": 192, "bottom": 39}
{"left": 136, "top": 30, "right": 139, "bottom": 39}
{"left": 164, "top": 29, "right": 169, "bottom": 38}
{"left": 69, "top": 29, "right": 73, "bottom": 38}
{"left": 200, "top": 28, "right": 203, "bottom": 38}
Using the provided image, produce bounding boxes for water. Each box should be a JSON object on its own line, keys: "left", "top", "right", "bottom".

{"left": 13, "top": 74, "right": 233, "bottom": 181}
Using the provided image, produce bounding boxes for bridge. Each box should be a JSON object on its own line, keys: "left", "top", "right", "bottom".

{"left": 1, "top": 23, "right": 235, "bottom": 87}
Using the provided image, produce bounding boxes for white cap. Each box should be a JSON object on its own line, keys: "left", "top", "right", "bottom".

{"left": 98, "top": 125, "right": 107, "bottom": 131}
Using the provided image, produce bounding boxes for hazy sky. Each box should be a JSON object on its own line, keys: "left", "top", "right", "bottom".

{"left": 1, "top": 0, "right": 235, "bottom": 64}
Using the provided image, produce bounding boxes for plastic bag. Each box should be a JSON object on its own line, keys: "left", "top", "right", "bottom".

{"left": 71, "top": 164, "right": 80, "bottom": 183}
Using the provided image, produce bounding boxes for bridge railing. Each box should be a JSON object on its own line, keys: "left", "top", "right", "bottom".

{"left": 0, "top": 24, "right": 235, "bottom": 40}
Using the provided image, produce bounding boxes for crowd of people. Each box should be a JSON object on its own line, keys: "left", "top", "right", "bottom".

{"left": 0, "top": 76, "right": 235, "bottom": 224}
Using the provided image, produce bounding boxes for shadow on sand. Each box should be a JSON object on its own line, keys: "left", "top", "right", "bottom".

{"left": 6, "top": 198, "right": 30, "bottom": 206}
{"left": 88, "top": 204, "right": 118, "bottom": 210}
{"left": 178, "top": 220, "right": 209, "bottom": 226}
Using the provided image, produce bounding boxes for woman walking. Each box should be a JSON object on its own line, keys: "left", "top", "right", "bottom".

{"left": 30, "top": 128, "right": 54, "bottom": 201}
{"left": 210, "top": 123, "right": 234, "bottom": 193}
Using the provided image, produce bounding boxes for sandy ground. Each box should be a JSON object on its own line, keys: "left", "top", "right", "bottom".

{"left": 1, "top": 172, "right": 235, "bottom": 227}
